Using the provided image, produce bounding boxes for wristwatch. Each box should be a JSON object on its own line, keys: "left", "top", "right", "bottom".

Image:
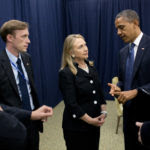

{"left": 101, "top": 111, "right": 107, "bottom": 118}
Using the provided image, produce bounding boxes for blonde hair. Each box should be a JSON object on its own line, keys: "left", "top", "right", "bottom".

{"left": 60, "top": 34, "right": 93, "bottom": 75}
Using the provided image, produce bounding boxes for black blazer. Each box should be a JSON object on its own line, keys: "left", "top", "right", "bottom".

{"left": 0, "top": 105, "right": 31, "bottom": 150}
{"left": 0, "top": 50, "right": 42, "bottom": 131}
{"left": 118, "top": 34, "right": 150, "bottom": 121}
{"left": 59, "top": 62, "right": 106, "bottom": 132}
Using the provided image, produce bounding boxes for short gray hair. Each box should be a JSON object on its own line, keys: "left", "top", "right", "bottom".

{"left": 115, "top": 9, "right": 139, "bottom": 23}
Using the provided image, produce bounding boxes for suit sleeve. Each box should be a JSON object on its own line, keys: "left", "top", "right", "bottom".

{"left": 141, "top": 121, "right": 150, "bottom": 147}
{"left": 1, "top": 104, "right": 31, "bottom": 123}
{"left": 0, "top": 111, "right": 26, "bottom": 149}
{"left": 59, "top": 69, "right": 85, "bottom": 119}
{"left": 138, "top": 84, "right": 150, "bottom": 96}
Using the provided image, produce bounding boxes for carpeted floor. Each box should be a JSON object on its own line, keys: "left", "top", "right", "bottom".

{"left": 40, "top": 100, "right": 124, "bottom": 150}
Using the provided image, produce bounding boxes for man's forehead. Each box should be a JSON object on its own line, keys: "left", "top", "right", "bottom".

{"left": 13, "top": 29, "right": 29, "bottom": 34}
{"left": 115, "top": 17, "right": 129, "bottom": 26}
{"left": 115, "top": 16, "right": 128, "bottom": 23}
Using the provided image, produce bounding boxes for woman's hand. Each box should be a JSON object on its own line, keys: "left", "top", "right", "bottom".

{"left": 91, "top": 115, "right": 105, "bottom": 127}
{"left": 80, "top": 113, "right": 105, "bottom": 127}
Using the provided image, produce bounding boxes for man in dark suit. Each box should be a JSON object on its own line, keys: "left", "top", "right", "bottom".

{"left": 136, "top": 121, "right": 150, "bottom": 148}
{"left": 0, "top": 105, "right": 53, "bottom": 150}
{"left": 0, "top": 20, "right": 44, "bottom": 150}
{"left": 108, "top": 9, "right": 150, "bottom": 150}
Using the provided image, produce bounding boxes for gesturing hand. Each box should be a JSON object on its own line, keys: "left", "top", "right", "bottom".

{"left": 31, "top": 105, "right": 53, "bottom": 121}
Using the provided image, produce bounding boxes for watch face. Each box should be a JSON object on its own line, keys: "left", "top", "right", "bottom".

{"left": 101, "top": 111, "right": 107, "bottom": 118}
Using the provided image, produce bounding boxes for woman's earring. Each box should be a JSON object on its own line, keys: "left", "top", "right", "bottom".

{"left": 71, "top": 54, "right": 75, "bottom": 59}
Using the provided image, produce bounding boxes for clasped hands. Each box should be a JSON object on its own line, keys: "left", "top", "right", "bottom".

{"left": 108, "top": 83, "right": 138, "bottom": 104}
{"left": 81, "top": 113, "right": 106, "bottom": 127}
{"left": 89, "top": 114, "right": 106, "bottom": 127}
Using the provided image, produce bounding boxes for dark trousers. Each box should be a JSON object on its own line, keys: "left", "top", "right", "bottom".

{"left": 25, "top": 121, "right": 39, "bottom": 150}
{"left": 123, "top": 102, "right": 150, "bottom": 150}
{"left": 63, "top": 130, "right": 100, "bottom": 150}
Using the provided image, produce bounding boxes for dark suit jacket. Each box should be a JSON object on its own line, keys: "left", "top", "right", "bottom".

{"left": 0, "top": 50, "right": 42, "bottom": 131}
{"left": 0, "top": 105, "right": 31, "bottom": 150}
{"left": 141, "top": 121, "right": 150, "bottom": 147}
{"left": 118, "top": 34, "right": 150, "bottom": 121}
{"left": 59, "top": 61, "right": 106, "bottom": 132}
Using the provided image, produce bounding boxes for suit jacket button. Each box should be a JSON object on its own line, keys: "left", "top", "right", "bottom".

{"left": 72, "top": 114, "right": 76, "bottom": 118}
{"left": 92, "top": 90, "right": 96, "bottom": 94}
{"left": 90, "top": 80, "right": 93, "bottom": 84}
{"left": 94, "top": 100, "right": 97, "bottom": 104}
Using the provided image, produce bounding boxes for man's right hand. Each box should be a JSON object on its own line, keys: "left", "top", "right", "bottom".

{"left": 31, "top": 105, "right": 53, "bottom": 121}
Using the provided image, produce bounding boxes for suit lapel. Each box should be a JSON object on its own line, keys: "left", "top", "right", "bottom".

{"left": 132, "top": 35, "right": 147, "bottom": 80}
{"left": 21, "top": 54, "right": 31, "bottom": 80}
{"left": 1, "top": 50, "right": 19, "bottom": 95}
{"left": 21, "top": 54, "right": 34, "bottom": 89}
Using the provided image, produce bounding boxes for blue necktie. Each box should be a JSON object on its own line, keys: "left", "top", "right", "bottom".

{"left": 17, "top": 58, "right": 31, "bottom": 110}
{"left": 124, "top": 43, "right": 135, "bottom": 90}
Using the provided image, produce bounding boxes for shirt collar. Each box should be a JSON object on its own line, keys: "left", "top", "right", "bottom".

{"left": 6, "top": 48, "right": 22, "bottom": 64}
{"left": 133, "top": 32, "right": 143, "bottom": 47}
{"left": 73, "top": 59, "right": 89, "bottom": 67}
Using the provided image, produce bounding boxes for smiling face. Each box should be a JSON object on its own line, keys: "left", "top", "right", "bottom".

{"left": 115, "top": 17, "right": 138, "bottom": 43}
{"left": 71, "top": 37, "right": 88, "bottom": 62}
{"left": 8, "top": 28, "right": 30, "bottom": 53}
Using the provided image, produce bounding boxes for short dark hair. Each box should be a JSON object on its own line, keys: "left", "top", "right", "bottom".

{"left": 115, "top": 9, "right": 139, "bottom": 23}
{"left": 0, "top": 20, "right": 29, "bottom": 42}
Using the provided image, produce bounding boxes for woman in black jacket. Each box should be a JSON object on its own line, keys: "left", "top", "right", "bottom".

{"left": 59, "top": 34, "right": 107, "bottom": 150}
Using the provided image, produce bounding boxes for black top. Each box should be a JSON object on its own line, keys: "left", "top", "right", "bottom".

{"left": 59, "top": 61, "right": 106, "bottom": 132}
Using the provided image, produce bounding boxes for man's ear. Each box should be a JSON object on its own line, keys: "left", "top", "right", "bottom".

{"left": 133, "top": 19, "right": 139, "bottom": 26}
{"left": 6, "top": 34, "right": 14, "bottom": 42}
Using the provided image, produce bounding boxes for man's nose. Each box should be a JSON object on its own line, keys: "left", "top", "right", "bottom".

{"left": 27, "top": 37, "right": 31, "bottom": 44}
{"left": 117, "top": 29, "right": 121, "bottom": 35}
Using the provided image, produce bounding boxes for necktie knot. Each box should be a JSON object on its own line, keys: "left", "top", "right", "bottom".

{"left": 17, "top": 58, "right": 21, "bottom": 66}
{"left": 129, "top": 43, "right": 135, "bottom": 52}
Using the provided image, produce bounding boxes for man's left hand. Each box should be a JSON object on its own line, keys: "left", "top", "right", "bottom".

{"left": 113, "top": 89, "right": 138, "bottom": 104}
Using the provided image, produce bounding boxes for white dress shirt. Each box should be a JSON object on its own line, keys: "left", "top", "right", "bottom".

{"left": 132, "top": 32, "right": 143, "bottom": 60}
{"left": 6, "top": 49, "right": 34, "bottom": 110}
